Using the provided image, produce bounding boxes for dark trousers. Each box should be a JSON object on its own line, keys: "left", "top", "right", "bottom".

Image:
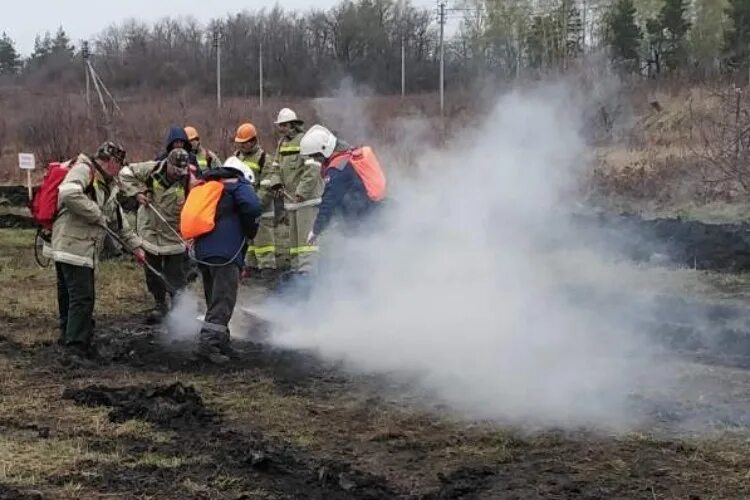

{"left": 144, "top": 252, "right": 186, "bottom": 306}
{"left": 55, "top": 262, "right": 95, "bottom": 347}
{"left": 199, "top": 263, "right": 240, "bottom": 343}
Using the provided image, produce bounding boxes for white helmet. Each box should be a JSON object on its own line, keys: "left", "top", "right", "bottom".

{"left": 223, "top": 156, "right": 255, "bottom": 184}
{"left": 300, "top": 124, "right": 337, "bottom": 159}
{"left": 274, "top": 107, "right": 301, "bottom": 125}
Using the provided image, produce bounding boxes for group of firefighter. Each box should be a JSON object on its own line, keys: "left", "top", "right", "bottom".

{"left": 47, "top": 108, "right": 386, "bottom": 367}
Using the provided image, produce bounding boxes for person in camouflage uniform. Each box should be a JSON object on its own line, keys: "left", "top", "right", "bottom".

{"left": 119, "top": 148, "right": 192, "bottom": 323}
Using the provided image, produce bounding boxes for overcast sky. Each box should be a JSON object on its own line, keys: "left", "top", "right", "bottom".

{"left": 4, "top": 0, "right": 450, "bottom": 56}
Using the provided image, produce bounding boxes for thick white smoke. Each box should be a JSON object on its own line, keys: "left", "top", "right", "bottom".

{"left": 255, "top": 83, "right": 675, "bottom": 429}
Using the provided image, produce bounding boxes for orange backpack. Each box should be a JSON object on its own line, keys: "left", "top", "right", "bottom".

{"left": 180, "top": 180, "right": 224, "bottom": 239}
{"left": 329, "top": 146, "right": 386, "bottom": 201}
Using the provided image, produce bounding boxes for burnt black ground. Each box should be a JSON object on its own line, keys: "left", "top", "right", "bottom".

{"left": 5, "top": 214, "right": 750, "bottom": 498}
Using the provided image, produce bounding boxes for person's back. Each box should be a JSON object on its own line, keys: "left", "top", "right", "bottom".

{"left": 192, "top": 165, "right": 261, "bottom": 364}
{"left": 314, "top": 158, "right": 378, "bottom": 235}
{"left": 194, "top": 167, "right": 261, "bottom": 266}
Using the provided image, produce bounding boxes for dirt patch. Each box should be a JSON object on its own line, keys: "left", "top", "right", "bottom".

{"left": 92, "top": 319, "right": 334, "bottom": 390}
{"left": 55, "top": 394, "right": 403, "bottom": 498}
{"left": 63, "top": 382, "right": 216, "bottom": 427}
{"left": 431, "top": 465, "right": 498, "bottom": 498}
{"left": 576, "top": 212, "right": 750, "bottom": 272}
{"left": 0, "top": 185, "right": 29, "bottom": 207}
{"left": 0, "top": 213, "right": 34, "bottom": 229}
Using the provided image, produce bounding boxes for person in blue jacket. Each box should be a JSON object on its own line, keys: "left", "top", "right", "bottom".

{"left": 156, "top": 126, "right": 199, "bottom": 167}
{"left": 299, "top": 125, "right": 384, "bottom": 245}
{"left": 193, "top": 157, "right": 261, "bottom": 364}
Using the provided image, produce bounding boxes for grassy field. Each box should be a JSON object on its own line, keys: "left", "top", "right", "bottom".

{"left": 2, "top": 228, "right": 750, "bottom": 498}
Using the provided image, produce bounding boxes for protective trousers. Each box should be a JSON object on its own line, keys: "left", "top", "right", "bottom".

{"left": 55, "top": 262, "right": 95, "bottom": 348}
{"left": 144, "top": 252, "right": 186, "bottom": 307}
{"left": 288, "top": 205, "right": 319, "bottom": 272}
{"left": 252, "top": 216, "right": 276, "bottom": 269}
{"left": 274, "top": 219, "right": 292, "bottom": 271}
{"left": 198, "top": 263, "right": 240, "bottom": 349}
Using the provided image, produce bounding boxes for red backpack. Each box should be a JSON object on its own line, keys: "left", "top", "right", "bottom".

{"left": 30, "top": 160, "right": 77, "bottom": 230}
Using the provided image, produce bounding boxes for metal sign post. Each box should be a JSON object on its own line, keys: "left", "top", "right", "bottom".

{"left": 18, "top": 153, "right": 35, "bottom": 201}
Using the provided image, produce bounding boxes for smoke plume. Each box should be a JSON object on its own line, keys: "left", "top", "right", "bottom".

{"left": 253, "top": 83, "right": 675, "bottom": 429}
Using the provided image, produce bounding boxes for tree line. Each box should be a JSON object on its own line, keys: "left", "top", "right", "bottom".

{"left": 0, "top": 0, "right": 748, "bottom": 97}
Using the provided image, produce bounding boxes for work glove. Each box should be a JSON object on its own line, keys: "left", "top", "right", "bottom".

{"left": 306, "top": 231, "right": 318, "bottom": 245}
{"left": 132, "top": 247, "right": 147, "bottom": 265}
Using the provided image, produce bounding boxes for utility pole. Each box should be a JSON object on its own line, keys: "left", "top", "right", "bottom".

{"left": 401, "top": 35, "right": 406, "bottom": 98}
{"left": 515, "top": 24, "right": 520, "bottom": 80}
{"left": 82, "top": 40, "right": 91, "bottom": 117}
{"left": 582, "top": 0, "right": 587, "bottom": 56}
{"left": 259, "top": 40, "right": 264, "bottom": 107}
{"left": 438, "top": 1, "right": 446, "bottom": 116}
{"left": 214, "top": 31, "right": 222, "bottom": 110}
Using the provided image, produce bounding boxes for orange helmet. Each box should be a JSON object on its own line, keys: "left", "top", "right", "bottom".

{"left": 234, "top": 123, "right": 257, "bottom": 143}
{"left": 184, "top": 126, "right": 199, "bottom": 141}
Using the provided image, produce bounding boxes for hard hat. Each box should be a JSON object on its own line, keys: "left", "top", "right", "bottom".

{"left": 223, "top": 156, "right": 255, "bottom": 184}
{"left": 300, "top": 124, "right": 337, "bottom": 159}
{"left": 96, "top": 141, "right": 127, "bottom": 165}
{"left": 234, "top": 123, "right": 257, "bottom": 143}
{"left": 274, "top": 108, "right": 301, "bottom": 125}
{"left": 184, "top": 126, "right": 199, "bottom": 141}
{"left": 167, "top": 148, "right": 190, "bottom": 169}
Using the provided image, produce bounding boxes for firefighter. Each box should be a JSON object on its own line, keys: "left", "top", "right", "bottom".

{"left": 274, "top": 108, "right": 323, "bottom": 274}
{"left": 51, "top": 141, "right": 145, "bottom": 366}
{"left": 300, "top": 124, "right": 386, "bottom": 244}
{"left": 231, "top": 123, "right": 279, "bottom": 281}
{"left": 185, "top": 126, "right": 221, "bottom": 173}
{"left": 119, "top": 148, "right": 192, "bottom": 323}
{"left": 191, "top": 158, "right": 262, "bottom": 363}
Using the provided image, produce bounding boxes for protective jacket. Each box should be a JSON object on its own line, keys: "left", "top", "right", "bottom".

{"left": 194, "top": 168, "right": 262, "bottom": 267}
{"left": 195, "top": 147, "right": 222, "bottom": 172}
{"left": 314, "top": 158, "right": 379, "bottom": 235}
{"left": 51, "top": 154, "right": 141, "bottom": 268}
{"left": 277, "top": 133, "right": 323, "bottom": 202}
{"left": 234, "top": 148, "right": 278, "bottom": 207}
{"left": 119, "top": 160, "right": 187, "bottom": 255}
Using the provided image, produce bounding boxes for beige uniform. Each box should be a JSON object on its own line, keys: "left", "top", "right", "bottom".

{"left": 52, "top": 154, "right": 140, "bottom": 268}
{"left": 276, "top": 132, "right": 324, "bottom": 272}
{"left": 119, "top": 161, "right": 186, "bottom": 256}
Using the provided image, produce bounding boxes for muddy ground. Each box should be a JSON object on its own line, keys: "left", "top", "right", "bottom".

{"left": 3, "top": 228, "right": 750, "bottom": 499}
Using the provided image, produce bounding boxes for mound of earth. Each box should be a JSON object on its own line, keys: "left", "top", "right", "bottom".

{"left": 62, "top": 382, "right": 216, "bottom": 426}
